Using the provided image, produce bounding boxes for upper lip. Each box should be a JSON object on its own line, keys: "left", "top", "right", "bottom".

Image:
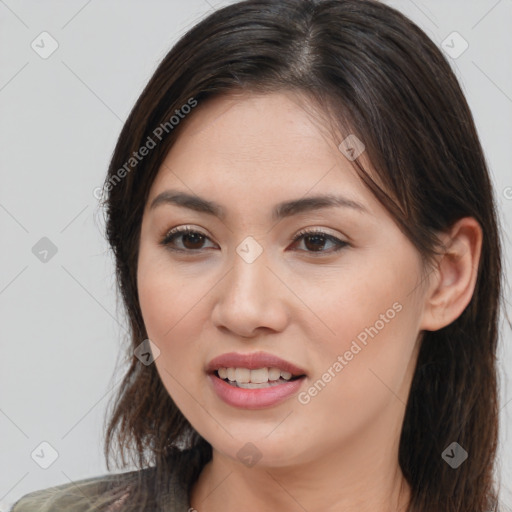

{"left": 206, "top": 351, "right": 307, "bottom": 377}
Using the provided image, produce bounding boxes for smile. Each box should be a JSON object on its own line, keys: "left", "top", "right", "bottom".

{"left": 206, "top": 352, "right": 307, "bottom": 409}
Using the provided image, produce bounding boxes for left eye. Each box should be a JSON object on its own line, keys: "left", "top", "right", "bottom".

{"left": 290, "top": 229, "right": 348, "bottom": 254}
{"left": 160, "top": 227, "right": 348, "bottom": 255}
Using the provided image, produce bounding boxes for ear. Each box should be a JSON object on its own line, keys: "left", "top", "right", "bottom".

{"left": 419, "top": 217, "right": 483, "bottom": 332}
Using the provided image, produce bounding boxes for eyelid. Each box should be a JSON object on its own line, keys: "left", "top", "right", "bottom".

{"left": 292, "top": 226, "right": 345, "bottom": 241}
{"left": 160, "top": 225, "right": 213, "bottom": 247}
{"left": 164, "top": 224, "right": 208, "bottom": 238}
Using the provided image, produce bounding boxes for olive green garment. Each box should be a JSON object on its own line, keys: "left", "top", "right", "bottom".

{"left": 9, "top": 462, "right": 191, "bottom": 512}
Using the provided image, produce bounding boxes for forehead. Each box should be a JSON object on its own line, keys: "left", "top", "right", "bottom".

{"left": 148, "top": 91, "right": 381, "bottom": 219}
{"left": 169, "top": 91, "right": 339, "bottom": 165}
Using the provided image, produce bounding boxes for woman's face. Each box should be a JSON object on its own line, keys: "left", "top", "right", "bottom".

{"left": 137, "top": 91, "right": 430, "bottom": 469}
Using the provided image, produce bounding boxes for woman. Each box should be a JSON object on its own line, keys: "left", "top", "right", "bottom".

{"left": 11, "top": 0, "right": 508, "bottom": 510}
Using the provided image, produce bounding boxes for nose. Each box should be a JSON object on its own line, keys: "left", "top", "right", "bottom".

{"left": 210, "top": 247, "right": 289, "bottom": 339}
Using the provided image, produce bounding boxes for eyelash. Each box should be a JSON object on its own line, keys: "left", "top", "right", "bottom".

{"left": 159, "top": 226, "right": 349, "bottom": 256}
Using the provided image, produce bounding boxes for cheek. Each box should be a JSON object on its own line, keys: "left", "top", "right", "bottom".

{"left": 291, "top": 310, "right": 418, "bottom": 461}
{"left": 138, "top": 270, "right": 205, "bottom": 369}
{"left": 138, "top": 263, "right": 209, "bottom": 422}
{"left": 137, "top": 247, "right": 206, "bottom": 342}
{"left": 300, "top": 251, "right": 418, "bottom": 354}
{"left": 137, "top": 250, "right": 212, "bottom": 383}
{"left": 300, "top": 255, "right": 422, "bottom": 414}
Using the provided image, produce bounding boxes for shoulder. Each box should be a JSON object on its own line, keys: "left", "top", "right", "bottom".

{"left": 9, "top": 467, "right": 153, "bottom": 512}
{"left": 9, "top": 446, "right": 203, "bottom": 512}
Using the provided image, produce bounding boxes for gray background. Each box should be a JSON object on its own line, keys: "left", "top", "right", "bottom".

{"left": 1, "top": 0, "right": 511, "bottom": 508}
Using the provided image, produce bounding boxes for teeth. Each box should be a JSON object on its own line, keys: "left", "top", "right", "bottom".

{"left": 250, "top": 368, "right": 268, "bottom": 383}
{"left": 268, "top": 367, "right": 281, "bottom": 381}
{"left": 234, "top": 368, "right": 251, "bottom": 383}
{"left": 216, "top": 367, "right": 298, "bottom": 384}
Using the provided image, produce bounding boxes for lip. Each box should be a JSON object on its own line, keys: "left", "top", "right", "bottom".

{"left": 206, "top": 351, "right": 307, "bottom": 410}
{"left": 206, "top": 351, "right": 307, "bottom": 376}
{"left": 208, "top": 373, "right": 306, "bottom": 409}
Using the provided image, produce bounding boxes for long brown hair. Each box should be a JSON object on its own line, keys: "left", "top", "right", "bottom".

{"left": 98, "top": 1, "right": 507, "bottom": 510}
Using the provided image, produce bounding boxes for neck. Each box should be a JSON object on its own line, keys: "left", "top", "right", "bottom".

{"left": 189, "top": 429, "right": 411, "bottom": 512}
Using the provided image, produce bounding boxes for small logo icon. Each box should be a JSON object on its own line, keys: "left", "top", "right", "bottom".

{"left": 236, "top": 442, "right": 262, "bottom": 467}
{"left": 236, "top": 236, "right": 263, "bottom": 264}
{"left": 134, "top": 339, "right": 160, "bottom": 365}
{"left": 441, "top": 32, "right": 468, "bottom": 59}
{"left": 338, "top": 134, "right": 365, "bottom": 161}
{"left": 441, "top": 441, "right": 468, "bottom": 468}
{"left": 31, "top": 441, "right": 59, "bottom": 469}
{"left": 31, "top": 31, "right": 59, "bottom": 59}
{"left": 32, "top": 237, "right": 58, "bottom": 263}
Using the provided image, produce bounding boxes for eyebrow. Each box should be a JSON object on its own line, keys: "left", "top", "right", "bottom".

{"left": 149, "top": 189, "right": 369, "bottom": 221}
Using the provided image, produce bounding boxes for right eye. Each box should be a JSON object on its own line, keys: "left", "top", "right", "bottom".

{"left": 160, "top": 226, "right": 217, "bottom": 252}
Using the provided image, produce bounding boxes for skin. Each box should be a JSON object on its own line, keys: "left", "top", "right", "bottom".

{"left": 137, "top": 90, "right": 482, "bottom": 512}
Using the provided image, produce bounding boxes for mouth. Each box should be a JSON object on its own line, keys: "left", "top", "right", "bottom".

{"left": 206, "top": 352, "right": 307, "bottom": 409}
{"left": 213, "top": 367, "right": 305, "bottom": 389}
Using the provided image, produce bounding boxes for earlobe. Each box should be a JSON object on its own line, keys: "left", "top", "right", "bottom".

{"left": 419, "top": 217, "right": 483, "bottom": 332}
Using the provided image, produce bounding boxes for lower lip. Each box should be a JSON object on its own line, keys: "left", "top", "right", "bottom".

{"left": 208, "top": 373, "right": 306, "bottom": 410}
